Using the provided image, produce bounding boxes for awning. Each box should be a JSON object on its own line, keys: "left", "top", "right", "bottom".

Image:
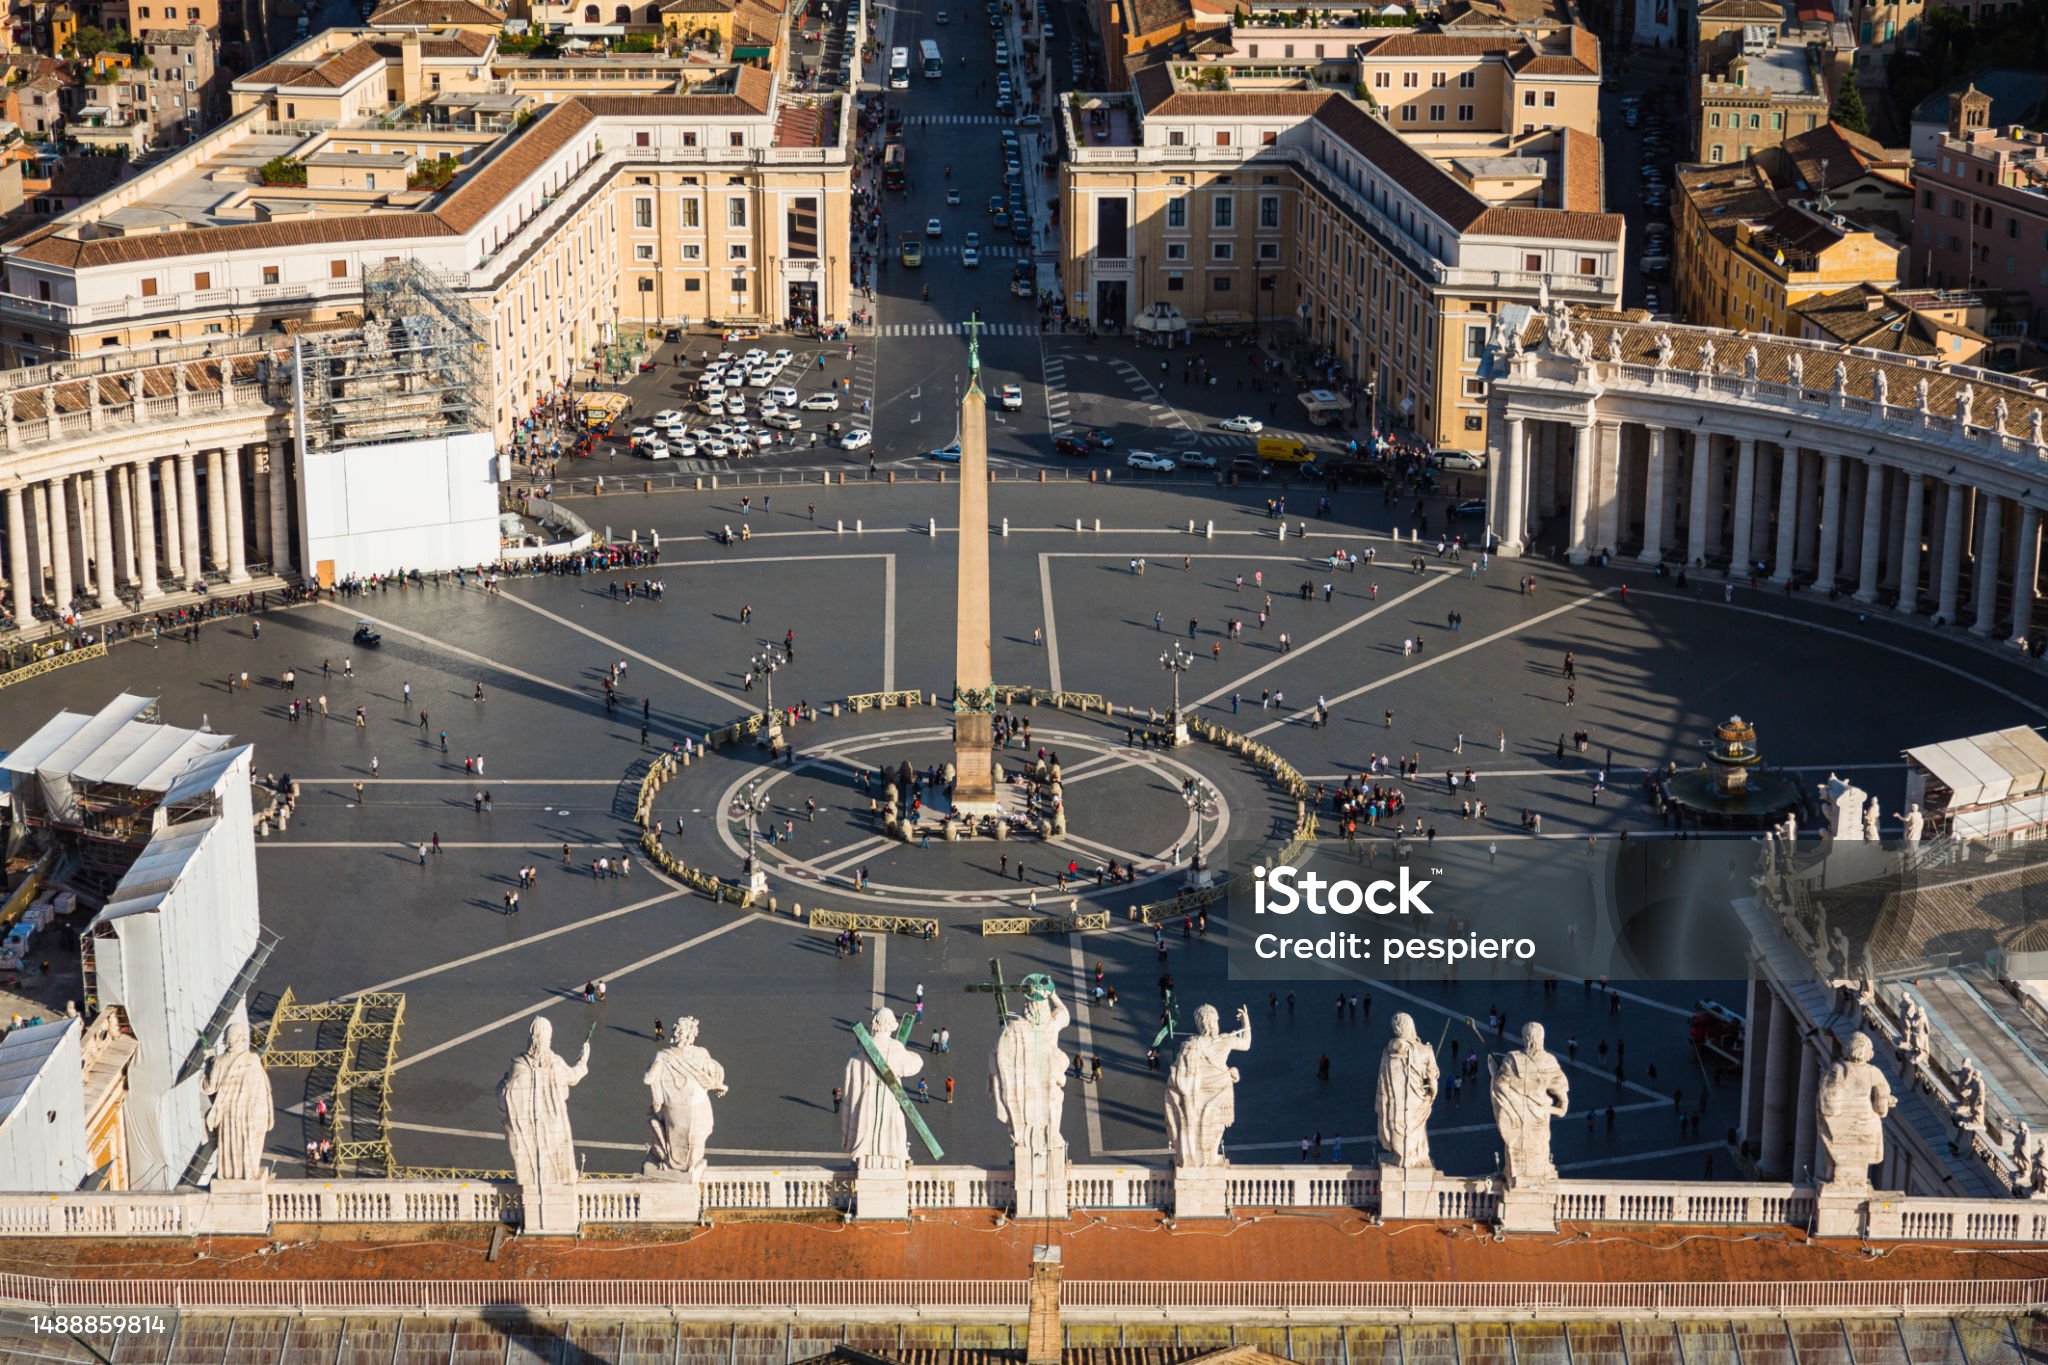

{"left": 1906, "top": 727, "right": 2048, "bottom": 810}
{"left": 733, "top": 44, "right": 771, "bottom": 56}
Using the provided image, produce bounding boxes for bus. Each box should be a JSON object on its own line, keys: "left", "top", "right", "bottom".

{"left": 919, "top": 38, "right": 942, "bottom": 77}
{"left": 887, "top": 46, "right": 909, "bottom": 88}
{"left": 882, "top": 141, "right": 906, "bottom": 190}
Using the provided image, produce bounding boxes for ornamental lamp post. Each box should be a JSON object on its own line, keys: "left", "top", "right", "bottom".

{"left": 752, "top": 648, "right": 783, "bottom": 744}
{"left": 736, "top": 777, "right": 772, "bottom": 897}
{"left": 1183, "top": 779, "right": 1219, "bottom": 888}
{"left": 1160, "top": 641, "right": 1194, "bottom": 745}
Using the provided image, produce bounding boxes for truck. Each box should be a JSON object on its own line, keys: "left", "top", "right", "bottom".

{"left": 1256, "top": 435, "right": 1313, "bottom": 464}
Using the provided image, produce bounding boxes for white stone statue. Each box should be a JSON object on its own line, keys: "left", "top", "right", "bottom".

{"left": 1904, "top": 804, "right": 1925, "bottom": 845}
{"left": 1786, "top": 351, "right": 1804, "bottom": 390}
{"left": 1955, "top": 1060, "right": 1987, "bottom": 1130}
{"left": 842, "top": 1007, "right": 922, "bottom": 1170}
{"left": 1823, "top": 774, "right": 1868, "bottom": 841}
{"left": 990, "top": 977, "right": 1070, "bottom": 1162}
{"left": 1699, "top": 339, "right": 1716, "bottom": 374}
{"left": 1916, "top": 377, "right": 1931, "bottom": 413}
{"left": 1605, "top": 331, "right": 1623, "bottom": 364}
{"left": 498, "top": 1016, "right": 590, "bottom": 1193}
{"left": 1862, "top": 795, "right": 1881, "bottom": 842}
{"left": 1781, "top": 810, "right": 1799, "bottom": 846}
{"left": 643, "top": 1016, "right": 727, "bottom": 1180}
{"left": 2032, "top": 1143, "right": 2047, "bottom": 1196}
{"left": 1377, "top": 1012, "right": 1440, "bottom": 1170}
{"left": 1818, "top": 1032, "right": 1895, "bottom": 1191}
{"left": 1873, "top": 368, "right": 1888, "bottom": 408}
{"left": 1830, "top": 926, "right": 1853, "bottom": 978}
{"left": 1833, "top": 360, "right": 1850, "bottom": 395}
{"left": 1654, "top": 332, "right": 1675, "bottom": 368}
{"left": 1902, "top": 997, "right": 1930, "bottom": 1063}
{"left": 1958, "top": 384, "right": 1976, "bottom": 428}
{"left": 1165, "top": 1003, "right": 1252, "bottom": 1168}
{"left": 203, "top": 1020, "right": 273, "bottom": 1182}
{"left": 1489, "top": 1022, "right": 1570, "bottom": 1186}
{"left": 1995, "top": 395, "right": 2010, "bottom": 436}
{"left": 1568, "top": 327, "right": 1594, "bottom": 362}
{"left": 2032, "top": 408, "right": 2045, "bottom": 446}
{"left": 2012, "top": 1120, "right": 2032, "bottom": 1168}
{"left": 1744, "top": 346, "right": 1760, "bottom": 380}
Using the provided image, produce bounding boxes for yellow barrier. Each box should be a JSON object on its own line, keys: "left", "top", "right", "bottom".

{"left": 0, "top": 641, "right": 106, "bottom": 690}
{"left": 808, "top": 907, "right": 939, "bottom": 936}
{"left": 981, "top": 911, "right": 1110, "bottom": 936}
{"left": 845, "top": 689, "right": 927, "bottom": 713}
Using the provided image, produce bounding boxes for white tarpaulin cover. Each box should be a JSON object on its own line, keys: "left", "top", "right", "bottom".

{"left": 1906, "top": 728, "right": 2048, "bottom": 812}
{"left": 0, "top": 1018, "right": 87, "bottom": 1192}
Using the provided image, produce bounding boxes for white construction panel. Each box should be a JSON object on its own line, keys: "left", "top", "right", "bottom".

{"left": 300, "top": 433, "right": 500, "bottom": 577}
{"left": 0, "top": 1018, "right": 88, "bottom": 1192}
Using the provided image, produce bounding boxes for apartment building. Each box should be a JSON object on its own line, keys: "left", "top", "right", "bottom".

{"left": 1914, "top": 86, "right": 2048, "bottom": 339}
{"left": 0, "top": 28, "right": 853, "bottom": 438}
{"left": 1696, "top": 35, "right": 1832, "bottom": 165}
{"left": 1352, "top": 28, "right": 1600, "bottom": 139}
{"left": 1061, "top": 61, "right": 1622, "bottom": 454}
{"left": 1791, "top": 282, "right": 2031, "bottom": 366}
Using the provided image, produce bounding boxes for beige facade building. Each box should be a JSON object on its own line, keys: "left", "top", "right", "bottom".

{"left": 1061, "top": 56, "right": 1621, "bottom": 454}
{"left": 0, "top": 28, "right": 852, "bottom": 439}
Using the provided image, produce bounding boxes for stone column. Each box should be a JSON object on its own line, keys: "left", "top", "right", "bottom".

{"left": 158, "top": 456, "right": 183, "bottom": 578}
{"left": 135, "top": 460, "right": 161, "bottom": 601}
{"left": 2013, "top": 505, "right": 2041, "bottom": 645}
{"left": 1687, "top": 433, "right": 1711, "bottom": 565}
{"left": 1814, "top": 454, "right": 1844, "bottom": 590}
{"left": 1568, "top": 423, "right": 1594, "bottom": 564}
{"left": 1729, "top": 437, "right": 1757, "bottom": 573}
{"left": 28, "top": 483, "right": 48, "bottom": 605}
{"left": 89, "top": 467, "right": 115, "bottom": 607}
{"left": 1638, "top": 426, "right": 1667, "bottom": 563}
{"left": 1502, "top": 417, "right": 1528, "bottom": 557}
{"left": 221, "top": 446, "right": 248, "bottom": 583}
{"left": 1757, "top": 993, "right": 1799, "bottom": 1177}
{"left": 1897, "top": 474, "right": 1925, "bottom": 615}
{"left": 204, "top": 449, "right": 227, "bottom": 572}
{"left": 1595, "top": 421, "right": 1622, "bottom": 554}
{"left": 6, "top": 487, "right": 30, "bottom": 629}
{"left": 1771, "top": 444, "right": 1799, "bottom": 582}
{"left": 268, "top": 442, "right": 294, "bottom": 575}
{"left": 1739, "top": 977, "right": 1771, "bottom": 1149}
{"left": 1794, "top": 451, "right": 1819, "bottom": 572}
{"left": 251, "top": 455, "right": 273, "bottom": 566}
{"left": 48, "top": 479, "right": 73, "bottom": 612}
{"left": 176, "top": 450, "right": 201, "bottom": 584}
{"left": 68, "top": 473, "right": 90, "bottom": 596}
{"left": 1937, "top": 483, "right": 1968, "bottom": 624}
{"left": 113, "top": 465, "right": 135, "bottom": 588}
{"left": 1855, "top": 462, "right": 1886, "bottom": 603}
{"left": 1884, "top": 468, "right": 1909, "bottom": 592}
{"left": 1972, "top": 492, "right": 2005, "bottom": 636}
{"left": 1791, "top": 1043, "right": 1820, "bottom": 1182}
{"left": 1703, "top": 437, "right": 1726, "bottom": 558}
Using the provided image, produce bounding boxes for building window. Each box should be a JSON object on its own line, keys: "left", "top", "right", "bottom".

{"left": 732, "top": 273, "right": 748, "bottom": 294}
{"left": 330, "top": 260, "right": 347, "bottom": 279}
{"left": 1401, "top": 106, "right": 1417, "bottom": 122}
{"left": 1748, "top": 113, "right": 1760, "bottom": 128}
{"left": 262, "top": 266, "right": 280, "bottom": 285}
{"left": 1463, "top": 377, "right": 1487, "bottom": 398}
{"left": 194, "top": 271, "right": 209, "bottom": 290}
{"left": 728, "top": 244, "right": 748, "bottom": 261}
{"left": 684, "top": 279, "right": 701, "bottom": 292}
{"left": 1213, "top": 196, "right": 1233, "bottom": 229}
{"left": 636, "top": 277, "right": 654, "bottom": 293}
{"left": 1579, "top": 256, "right": 1597, "bottom": 275}
{"left": 1213, "top": 274, "right": 1232, "bottom": 290}
{"left": 635, "top": 130, "right": 650, "bottom": 147}
{"left": 634, "top": 197, "right": 654, "bottom": 229}
{"left": 634, "top": 244, "right": 655, "bottom": 261}
{"left": 1710, "top": 112, "right": 1721, "bottom": 127}
{"left": 1431, "top": 71, "right": 1446, "bottom": 87}
{"left": 1402, "top": 72, "right": 1418, "bottom": 88}
{"left": 1212, "top": 242, "right": 1234, "bottom": 261}
{"left": 1542, "top": 90, "right": 1555, "bottom": 107}
{"left": 1458, "top": 70, "right": 1475, "bottom": 87}
{"left": 1524, "top": 91, "right": 1536, "bottom": 106}
{"left": 1465, "top": 323, "right": 1487, "bottom": 358}
{"left": 730, "top": 131, "right": 745, "bottom": 147}
{"left": 680, "top": 199, "right": 700, "bottom": 228}
{"left": 1169, "top": 129, "right": 1185, "bottom": 146}
{"left": 1710, "top": 144, "right": 1725, "bottom": 162}
{"left": 1429, "top": 104, "right": 1445, "bottom": 120}
{"left": 680, "top": 244, "right": 702, "bottom": 260}
{"left": 728, "top": 197, "right": 747, "bottom": 228}
{"left": 1258, "top": 241, "right": 1279, "bottom": 261}
{"left": 1258, "top": 195, "right": 1279, "bottom": 228}
{"left": 140, "top": 278, "right": 158, "bottom": 297}
{"left": 1167, "top": 273, "right": 1184, "bottom": 291}
{"left": 1261, "top": 130, "right": 1276, "bottom": 145}
{"left": 1166, "top": 196, "right": 1187, "bottom": 229}
{"left": 1523, "top": 253, "right": 1542, "bottom": 271}
{"left": 1374, "top": 72, "right": 1390, "bottom": 88}
{"left": 1457, "top": 104, "right": 1474, "bottom": 121}
{"left": 1166, "top": 242, "right": 1188, "bottom": 261}
{"left": 682, "top": 131, "right": 698, "bottom": 147}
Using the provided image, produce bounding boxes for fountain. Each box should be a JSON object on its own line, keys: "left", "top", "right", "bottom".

{"left": 1658, "top": 715, "right": 1805, "bottom": 829}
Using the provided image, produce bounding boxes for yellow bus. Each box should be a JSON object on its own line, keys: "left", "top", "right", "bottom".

{"left": 579, "top": 392, "right": 630, "bottom": 431}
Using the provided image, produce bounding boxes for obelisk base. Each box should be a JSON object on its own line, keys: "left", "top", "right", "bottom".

{"left": 951, "top": 710, "right": 1001, "bottom": 818}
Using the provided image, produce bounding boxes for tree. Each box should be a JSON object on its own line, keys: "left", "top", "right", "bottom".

{"left": 259, "top": 154, "right": 307, "bottom": 185}
{"left": 1830, "top": 81, "right": 1871, "bottom": 136}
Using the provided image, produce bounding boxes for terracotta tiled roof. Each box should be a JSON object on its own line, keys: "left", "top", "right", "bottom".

{"left": 661, "top": 0, "right": 731, "bottom": 12}
{"left": 1132, "top": 62, "right": 1176, "bottom": 111}
{"left": 367, "top": 0, "right": 503, "bottom": 23}
{"left": 370, "top": 29, "right": 496, "bottom": 58}
{"left": 1471, "top": 205, "right": 1623, "bottom": 241}
{"left": 1559, "top": 126, "right": 1602, "bottom": 212}
{"left": 1510, "top": 25, "right": 1598, "bottom": 75}
{"left": 1359, "top": 33, "right": 1520, "bottom": 57}
{"left": 1313, "top": 95, "right": 1489, "bottom": 231}
{"left": 1698, "top": 0, "right": 1785, "bottom": 16}
{"left": 435, "top": 97, "right": 596, "bottom": 232}
{"left": 240, "top": 41, "right": 385, "bottom": 89}
{"left": 1126, "top": 0, "right": 1194, "bottom": 37}
{"left": 20, "top": 1214, "right": 2048, "bottom": 1284}
{"left": 1768, "top": 120, "right": 1910, "bottom": 190}
{"left": 1136, "top": 78, "right": 1332, "bottom": 119}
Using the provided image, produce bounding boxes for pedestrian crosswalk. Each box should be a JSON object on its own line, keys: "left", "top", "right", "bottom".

{"left": 877, "top": 321, "right": 1038, "bottom": 337}
{"left": 916, "top": 243, "right": 1030, "bottom": 260}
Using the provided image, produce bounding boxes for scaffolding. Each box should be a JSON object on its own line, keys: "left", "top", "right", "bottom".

{"left": 293, "top": 260, "right": 492, "bottom": 454}
{"left": 258, "top": 987, "right": 406, "bottom": 1178}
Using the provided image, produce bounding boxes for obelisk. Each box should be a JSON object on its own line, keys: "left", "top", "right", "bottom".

{"left": 951, "top": 317, "right": 999, "bottom": 818}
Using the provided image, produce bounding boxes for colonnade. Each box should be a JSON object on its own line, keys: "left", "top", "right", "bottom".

{"left": 1493, "top": 415, "right": 2044, "bottom": 642}
{"left": 0, "top": 441, "right": 295, "bottom": 631}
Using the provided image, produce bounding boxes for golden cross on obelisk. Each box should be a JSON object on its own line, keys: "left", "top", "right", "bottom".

{"left": 950, "top": 309, "right": 999, "bottom": 818}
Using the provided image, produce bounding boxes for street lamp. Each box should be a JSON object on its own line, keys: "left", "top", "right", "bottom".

{"left": 735, "top": 777, "right": 771, "bottom": 897}
{"left": 751, "top": 648, "right": 783, "bottom": 742}
{"left": 1159, "top": 642, "right": 1194, "bottom": 744}
{"left": 1182, "top": 778, "right": 1219, "bottom": 887}
{"left": 1364, "top": 379, "right": 1379, "bottom": 453}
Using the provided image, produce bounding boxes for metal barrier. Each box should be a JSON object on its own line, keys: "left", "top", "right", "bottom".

{"left": 981, "top": 911, "right": 1110, "bottom": 935}
{"left": 845, "top": 689, "right": 927, "bottom": 713}
{"left": 0, "top": 640, "right": 105, "bottom": 688}
{"left": 807, "top": 908, "right": 938, "bottom": 937}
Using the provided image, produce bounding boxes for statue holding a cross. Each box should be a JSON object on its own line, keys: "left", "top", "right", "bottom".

{"left": 842, "top": 1006, "right": 929, "bottom": 1171}
{"left": 990, "top": 973, "right": 1072, "bottom": 1218}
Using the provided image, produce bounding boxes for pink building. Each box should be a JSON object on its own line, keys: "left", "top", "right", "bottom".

{"left": 1913, "top": 85, "right": 2048, "bottom": 345}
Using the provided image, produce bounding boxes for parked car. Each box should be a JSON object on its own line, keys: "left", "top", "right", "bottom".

{"left": 641, "top": 439, "right": 672, "bottom": 459}
{"left": 801, "top": 392, "right": 841, "bottom": 411}
{"left": 1436, "top": 449, "right": 1486, "bottom": 472}
{"left": 1126, "top": 450, "right": 1177, "bottom": 472}
{"left": 762, "top": 410, "right": 802, "bottom": 431}
{"left": 767, "top": 386, "right": 800, "bottom": 408}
